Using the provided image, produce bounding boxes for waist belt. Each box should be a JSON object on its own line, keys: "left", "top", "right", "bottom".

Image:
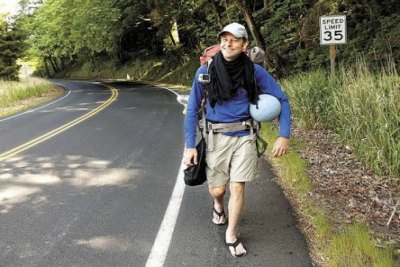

{"left": 205, "top": 119, "right": 255, "bottom": 151}
{"left": 207, "top": 120, "right": 252, "bottom": 133}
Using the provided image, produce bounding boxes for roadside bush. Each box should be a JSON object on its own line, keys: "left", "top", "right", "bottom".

{"left": 0, "top": 78, "right": 53, "bottom": 107}
{"left": 281, "top": 69, "right": 334, "bottom": 129}
{"left": 282, "top": 61, "right": 399, "bottom": 178}
{"left": 332, "top": 61, "right": 399, "bottom": 177}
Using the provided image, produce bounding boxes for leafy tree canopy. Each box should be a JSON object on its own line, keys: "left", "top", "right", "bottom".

{"left": 13, "top": 0, "right": 400, "bottom": 77}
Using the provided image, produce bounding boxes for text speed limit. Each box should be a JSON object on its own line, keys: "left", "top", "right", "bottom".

{"left": 320, "top": 15, "right": 347, "bottom": 45}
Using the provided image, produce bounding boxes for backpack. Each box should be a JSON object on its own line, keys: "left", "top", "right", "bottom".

{"left": 199, "top": 44, "right": 265, "bottom": 66}
{"left": 199, "top": 44, "right": 220, "bottom": 65}
{"left": 248, "top": 46, "right": 265, "bottom": 64}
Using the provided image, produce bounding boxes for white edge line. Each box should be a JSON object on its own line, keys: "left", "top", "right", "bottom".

{"left": 145, "top": 158, "right": 186, "bottom": 267}
{"left": 0, "top": 83, "right": 71, "bottom": 123}
{"left": 161, "top": 86, "right": 179, "bottom": 97}
{"left": 160, "top": 86, "right": 188, "bottom": 107}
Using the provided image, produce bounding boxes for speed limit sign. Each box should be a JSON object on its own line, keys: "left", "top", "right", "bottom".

{"left": 320, "top": 15, "right": 347, "bottom": 45}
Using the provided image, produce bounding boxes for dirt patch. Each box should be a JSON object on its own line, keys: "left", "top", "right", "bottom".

{"left": 289, "top": 125, "right": 399, "bottom": 253}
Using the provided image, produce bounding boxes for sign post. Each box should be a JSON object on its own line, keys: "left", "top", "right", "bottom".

{"left": 320, "top": 15, "right": 347, "bottom": 78}
{"left": 329, "top": 45, "right": 336, "bottom": 77}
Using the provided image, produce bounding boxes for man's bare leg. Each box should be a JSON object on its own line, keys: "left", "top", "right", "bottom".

{"left": 226, "top": 182, "right": 247, "bottom": 256}
{"left": 209, "top": 185, "right": 226, "bottom": 224}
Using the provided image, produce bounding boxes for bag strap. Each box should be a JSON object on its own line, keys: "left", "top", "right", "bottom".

{"left": 199, "top": 99, "right": 206, "bottom": 139}
{"left": 206, "top": 58, "right": 212, "bottom": 73}
{"left": 198, "top": 58, "right": 213, "bottom": 139}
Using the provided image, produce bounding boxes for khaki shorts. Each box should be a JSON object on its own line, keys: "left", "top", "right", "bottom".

{"left": 206, "top": 133, "right": 258, "bottom": 188}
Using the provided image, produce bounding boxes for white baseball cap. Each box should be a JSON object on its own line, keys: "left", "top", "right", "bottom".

{"left": 218, "top": 22, "right": 248, "bottom": 39}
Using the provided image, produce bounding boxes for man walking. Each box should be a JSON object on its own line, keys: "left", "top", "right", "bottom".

{"left": 184, "top": 22, "right": 291, "bottom": 257}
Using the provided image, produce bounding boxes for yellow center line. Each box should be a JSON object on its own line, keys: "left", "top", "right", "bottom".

{"left": 0, "top": 84, "right": 118, "bottom": 162}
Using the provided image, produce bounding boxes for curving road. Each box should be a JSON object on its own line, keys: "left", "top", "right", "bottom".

{"left": 0, "top": 80, "right": 312, "bottom": 266}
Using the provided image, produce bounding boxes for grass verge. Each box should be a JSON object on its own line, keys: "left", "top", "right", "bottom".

{"left": 261, "top": 122, "right": 397, "bottom": 266}
{"left": 0, "top": 78, "right": 63, "bottom": 118}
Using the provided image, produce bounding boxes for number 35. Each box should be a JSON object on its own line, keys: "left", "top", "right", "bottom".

{"left": 323, "top": 31, "right": 343, "bottom": 41}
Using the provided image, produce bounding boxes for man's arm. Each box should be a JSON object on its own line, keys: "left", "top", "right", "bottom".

{"left": 184, "top": 66, "right": 206, "bottom": 165}
{"left": 254, "top": 65, "right": 291, "bottom": 157}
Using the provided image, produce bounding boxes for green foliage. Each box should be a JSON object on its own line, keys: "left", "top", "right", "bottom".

{"left": 65, "top": 50, "right": 200, "bottom": 88}
{"left": 70, "top": 0, "right": 121, "bottom": 54}
{"left": 14, "top": 0, "right": 400, "bottom": 77}
{"left": 332, "top": 61, "right": 399, "bottom": 177}
{"left": 261, "top": 0, "right": 319, "bottom": 76}
{"left": 281, "top": 69, "right": 333, "bottom": 129}
{"left": 259, "top": 0, "right": 400, "bottom": 77}
{"left": 368, "top": 13, "right": 400, "bottom": 66}
{"left": 283, "top": 61, "right": 400, "bottom": 177}
{"left": 0, "top": 15, "right": 26, "bottom": 80}
{"left": 337, "top": 0, "right": 400, "bottom": 69}
{"left": 115, "top": 0, "right": 163, "bottom": 61}
{"left": 21, "top": 0, "right": 121, "bottom": 72}
{"left": 27, "top": 0, "right": 74, "bottom": 59}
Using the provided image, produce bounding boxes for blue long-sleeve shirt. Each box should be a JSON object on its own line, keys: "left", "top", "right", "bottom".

{"left": 184, "top": 63, "right": 291, "bottom": 148}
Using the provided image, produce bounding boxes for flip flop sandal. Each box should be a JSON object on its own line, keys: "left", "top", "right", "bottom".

{"left": 226, "top": 239, "right": 247, "bottom": 257}
{"left": 212, "top": 207, "right": 226, "bottom": 225}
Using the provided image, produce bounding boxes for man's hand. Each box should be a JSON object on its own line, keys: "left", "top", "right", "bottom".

{"left": 272, "top": 137, "right": 289, "bottom": 157}
{"left": 184, "top": 148, "right": 198, "bottom": 166}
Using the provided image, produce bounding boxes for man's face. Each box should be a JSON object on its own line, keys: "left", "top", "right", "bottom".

{"left": 220, "top": 32, "right": 248, "bottom": 61}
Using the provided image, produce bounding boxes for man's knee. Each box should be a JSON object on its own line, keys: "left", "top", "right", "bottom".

{"left": 209, "top": 185, "right": 226, "bottom": 198}
{"left": 230, "top": 182, "right": 245, "bottom": 196}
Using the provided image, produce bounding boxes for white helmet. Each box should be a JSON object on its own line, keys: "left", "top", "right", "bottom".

{"left": 250, "top": 94, "right": 281, "bottom": 122}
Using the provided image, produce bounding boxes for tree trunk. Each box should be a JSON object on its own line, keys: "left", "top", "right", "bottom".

{"left": 60, "top": 57, "right": 66, "bottom": 70}
{"left": 263, "top": 0, "right": 269, "bottom": 11}
{"left": 43, "top": 58, "right": 51, "bottom": 77}
{"left": 169, "top": 30, "right": 176, "bottom": 46}
{"left": 89, "top": 53, "right": 97, "bottom": 72}
{"left": 154, "top": 0, "right": 160, "bottom": 10}
{"left": 170, "top": 21, "right": 180, "bottom": 46}
{"left": 49, "top": 57, "right": 58, "bottom": 73}
{"left": 233, "top": 0, "right": 272, "bottom": 69}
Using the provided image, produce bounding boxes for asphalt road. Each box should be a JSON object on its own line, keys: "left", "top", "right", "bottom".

{"left": 0, "top": 80, "right": 312, "bottom": 266}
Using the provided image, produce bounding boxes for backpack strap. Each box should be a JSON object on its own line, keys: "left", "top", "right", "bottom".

{"left": 198, "top": 59, "right": 212, "bottom": 139}
{"left": 206, "top": 58, "right": 213, "bottom": 73}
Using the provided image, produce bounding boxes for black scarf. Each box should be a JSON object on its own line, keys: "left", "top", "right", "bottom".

{"left": 207, "top": 51, "right": 258, "bottom": 108}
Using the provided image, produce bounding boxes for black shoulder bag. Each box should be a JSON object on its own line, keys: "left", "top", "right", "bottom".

{"left": 183, "top": 136, "right": 206, "bottom": 186}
